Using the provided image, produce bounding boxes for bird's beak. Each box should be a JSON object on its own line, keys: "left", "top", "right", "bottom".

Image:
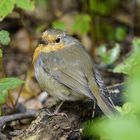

{"left": 38, "top": 38, "right": 48, "bottom": 45}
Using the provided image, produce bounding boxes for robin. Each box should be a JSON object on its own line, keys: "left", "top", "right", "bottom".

{"left": 33, "top": 29, "right": 118, "bottom": 118}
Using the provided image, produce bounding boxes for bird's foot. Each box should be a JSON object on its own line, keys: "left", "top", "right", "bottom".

{"left": 46, "top": 109, "right": 68, "bottom": 118}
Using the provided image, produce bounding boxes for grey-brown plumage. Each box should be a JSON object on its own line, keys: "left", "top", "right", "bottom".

{"left": 34, "top": 29, "right": 118, "bottom": 118}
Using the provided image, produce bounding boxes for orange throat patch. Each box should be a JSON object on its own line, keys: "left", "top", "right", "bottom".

{"left": 33, "top": 43, "right": 65, "bottom": 64}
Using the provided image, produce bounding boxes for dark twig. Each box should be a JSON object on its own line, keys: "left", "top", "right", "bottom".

{"left": 0, "top": 110, "right": 37, "bottom": 131}
{"left": 14, "top": 55, "right": 32, "bottom": 108}
{"left": 14, "top": 71, "right": 28, "bottom": 109}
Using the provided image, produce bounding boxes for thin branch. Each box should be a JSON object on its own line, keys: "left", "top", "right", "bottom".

{"left": 0, "top": 110, "right": 37, "bottom": 131}
{"left": 14, "top": 63, "right": 31, "bottom": 108}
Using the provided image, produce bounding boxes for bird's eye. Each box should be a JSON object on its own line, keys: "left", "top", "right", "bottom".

{"left": 55, "top": 38, "right": 60, "bottom": 43}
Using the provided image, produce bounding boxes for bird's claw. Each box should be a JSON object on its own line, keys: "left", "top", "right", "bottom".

{"left": 46, "top": 109, "right": 68, "bottom": 118}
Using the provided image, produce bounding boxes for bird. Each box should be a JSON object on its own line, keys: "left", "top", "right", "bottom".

{"left": 33, "top": 29, "right": 118, "bottom": 118}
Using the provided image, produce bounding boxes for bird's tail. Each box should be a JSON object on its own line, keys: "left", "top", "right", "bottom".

{"left": 96, "top": 93, "right": 118, "bottom": 118}
{"left": 89, "top": 76, "right": 119, "bottom": 118}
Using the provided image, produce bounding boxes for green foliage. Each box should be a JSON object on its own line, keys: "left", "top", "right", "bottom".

{"left": 0, "top": 0, "right": 34, "bottom": 21}
{"left": 102, "top": 23, "right": 114, "bottom": 41}
{"left": 127, "top": 57, "right": 140, "bottom": 112}
{"left": 93, "top": 22, "right": 127, "bottom": 43}
{"left": 116, "top": 102, "right": 137, "bottom": 116}
{"left": 0, "top": 30, "right": 10, "bottom": 60}
{"left": 0, "top": 78, "right": 24, "bottom": 105}
{"left": 52, "top": 20, "right": 66, "bottom": 31}
{"left": 86, "top": 118, "right": 140, "bottom": 140}
{"left": 114, "top": 38, "right": 140, "bottom": 74}
{"left": 88, "top": 0, "right": 127, "bottom": 43}
{"left": 0, "top": 0, "right": 15, "bottom": 21}
{"left": 97, "top": 44, "right": 120, "bottom": 65}
{"left": 72, "top": 14, "right": 91, "bottom": 34}
{"left": 0, "top": 29, "right": 24, "bottom": 110}
{"left": 85, "top": 38, "right": 140, "bottom": 140}
{"left": 15, "top": 0, "right": 34, "bottom": 11}
{"left": 0, "top": 78, "right": 24, "bottom": 92}
{"left": 115, "top": 27, "right": 127, "bottom": 42}
{"left": 0, "top": 30, "right": 10, "bottom": 45}
{"left": 89, "top": 0, "right": 119, "bottom": 15}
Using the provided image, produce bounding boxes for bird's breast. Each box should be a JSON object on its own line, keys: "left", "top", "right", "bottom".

{"left": 33, "top": 43, "right": 65, "bottom": 64}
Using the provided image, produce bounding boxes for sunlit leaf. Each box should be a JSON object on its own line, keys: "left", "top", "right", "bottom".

{"left": 0, "top": 0, "right": 15, "bottom": 21}
{"left": 116, "top": 102, "right": 137, "bottom": 116}
{"left": 0, "top": 77, "right": 24, "bottom": 92}
{"left": 0, "top": 30, "right": 10, "bottom": 45}
{"left": 114, "top": 38, "right": 140, "bottom": 74}
{"left": 108, "top": 44, "right": 120, "bottom": 64}
{"left": 97, "top": 44, "right": 107, "bottom": 57}
{"left": 97, "top": 44, "right": 120, "bottom": 64}
{"left": 127, "top": 54, "right": 140, "bottom": 110}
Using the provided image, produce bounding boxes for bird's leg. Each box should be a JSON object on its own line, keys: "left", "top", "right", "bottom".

{"left": 46, "top": 101, "right": 68, "bottom": 118}
{"left": 54, "top": 101, "right": 64, "bottom": 114}
{"left": 92, "top": 101, "right": 96, "bottom": 118}
{"left": 54, "top": 101, "right": 68, "bottom": 117}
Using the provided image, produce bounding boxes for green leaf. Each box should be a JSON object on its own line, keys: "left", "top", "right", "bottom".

{"left": 0, "top": 90, "right": 8, "bottom": 105}
{"left": 97, "top": 45, "right": 107, "bottom": 57}
{"left": 114, "top": 38, "right": 140, "bottom": 74}
{"left": 107, "top": 44, "right": 120, "bottom": 64}
{"left": 116, "top": 102, "right": 137, "bottom": 116}
{"left": 97, "top": 44, "right": 120, "bottom": 65}
{"left": 72, "top": 14, "right": 91, "bottom": 34}
{"left": 127, "top": 55, "right": 140, "bottom": 110}
{"left": 15, "top": 0, "right": 35, "bottom": 11}
{"left": 0, "top": 77, "right": 24, "bottom": 92}
{"left": 52, "top": 20, "right": 66, "bottom": 31}
{"left": 0, "top": 30, "right": 10, "bottom": 45}
{"left": 0, "top": 0, "right": 15, "bottom": 21}
{"left": 132, "top": 37, "right": 140, "bottom": 51}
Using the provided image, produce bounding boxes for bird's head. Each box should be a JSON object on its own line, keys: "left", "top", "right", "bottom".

{"left": 33, "top": 29, "right": 79, "bottom": 64}
{"left": 42, "top": 29, "right": 66, "bottom": 44}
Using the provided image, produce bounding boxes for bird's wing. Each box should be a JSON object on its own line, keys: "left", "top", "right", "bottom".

{"left": 40, "top": 53, "right": 95, "bottom": 100}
